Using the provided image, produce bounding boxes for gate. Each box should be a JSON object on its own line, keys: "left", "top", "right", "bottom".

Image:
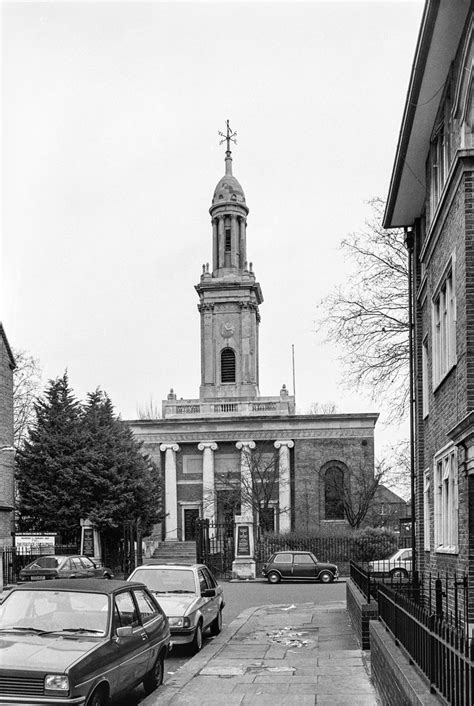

{"left": 196, "top": 519, "right": 235, "bottom": 579}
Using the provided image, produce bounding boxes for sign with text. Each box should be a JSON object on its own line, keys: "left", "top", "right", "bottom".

{"left": 82, "top": 528, "right": 95, "bottom": 556}
{"left": 236, "top": 525, "right": 251, "bottom": 556}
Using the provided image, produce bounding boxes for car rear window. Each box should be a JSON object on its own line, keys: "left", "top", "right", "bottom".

{"left": 31, "top": 557, "right": 60, "bottom": 569}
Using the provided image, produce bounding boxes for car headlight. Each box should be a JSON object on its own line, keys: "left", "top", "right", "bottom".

{"left": 45, "top": 674, "right": 69, "bottom": 692}
{"left": 168, "top": 616, "right": 192, "bottom": 628}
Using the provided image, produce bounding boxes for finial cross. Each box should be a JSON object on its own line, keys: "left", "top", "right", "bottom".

{"left": 218, "top": 119, "right": 237, "bottom": 152}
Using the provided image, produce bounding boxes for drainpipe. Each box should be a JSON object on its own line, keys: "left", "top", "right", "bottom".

{"left": 404, "top": 227, "right": 417, "bottom": 587}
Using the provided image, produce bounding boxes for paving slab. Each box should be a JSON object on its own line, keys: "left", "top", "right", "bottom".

{"left": 142, "top": 601, "right": 380, "bottom": 705}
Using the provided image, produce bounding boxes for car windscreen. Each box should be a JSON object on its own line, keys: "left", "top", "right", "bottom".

{"left": 131, "top": 568, "right": 196, "bottom": 594}
{"left": 27, "top": 557, "right": 60, "bottom": 569}
{"left": 0, "top": 590, "right": 109, "bottom": 635}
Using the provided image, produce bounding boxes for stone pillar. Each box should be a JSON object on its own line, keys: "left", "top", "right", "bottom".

{"left": 232, "top": 515, "right": 256, "bottom": 580}
{"left": 80, "top": 518, "right": 102, "bottom": 562}
{"left": 218, "top": 216, "right": 225, "bottom": 269}
{"left": 236, "top": 440, "right": 255, "bottom": 521}
{"left": 198, "top": 442, "right": 218, "bottom": 533}
{"left": 160, "top": 444, "right": 180, "bottom": 540}
{"left": 212, "top": 218, "right": 218, "bottom": 272}
{"left": 274, "top": 440, "right": 294, "bottom": 533}
{"left": 239, "top": 217, "right": 247, "bottom": 269}
{"left": 231, "top": 214, "right": 238, "bottom": 268}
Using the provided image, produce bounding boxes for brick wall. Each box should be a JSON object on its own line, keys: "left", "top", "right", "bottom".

{"left": 346, "top": 579, "right": 377, "bottom": 649}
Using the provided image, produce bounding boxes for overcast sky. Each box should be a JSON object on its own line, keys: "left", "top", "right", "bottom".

{"left": 1, "top": 0, "right": 424, "bottom": 457}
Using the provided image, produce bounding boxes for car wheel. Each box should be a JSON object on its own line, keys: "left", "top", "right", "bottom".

{"left": 267, "top": 571, "right": 281, "bottom": 584}
{"left": 87, "top": 686, "right": 108, "bottom": 706}
{"left": 390, "top": 568, "right": 408, "bottom": 580}
{"left": 210, "top": 609, "right": 222, "bottom": 636}
{"left": 143, "top": 652, "right": 164, "bottom": 695}
{"left": 319, "top": 571, "right": 334, "bottom": 584}
{"left": 191, "top": 621, "right": 203, "bottom": 654}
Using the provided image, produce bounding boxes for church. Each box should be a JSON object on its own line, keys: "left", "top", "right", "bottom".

{"left": 129, "top": 124, "right": 378, "bottom": 542}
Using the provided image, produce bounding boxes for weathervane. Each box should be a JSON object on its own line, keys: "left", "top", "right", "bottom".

{"left": 218, "top": 120, "right": 237, "bottom": 152}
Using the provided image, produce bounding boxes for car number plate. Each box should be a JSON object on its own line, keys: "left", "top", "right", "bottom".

{"left": 30, "top": 575, "right": 45, "bottom": 581}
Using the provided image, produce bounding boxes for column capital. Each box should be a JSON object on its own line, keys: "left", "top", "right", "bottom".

{"left": 236, "top": 440, "right": 256, "bottom": 451}
{"left": 160, "top": 443, "right": 180, "bottom": 453}
{"left": 274, "top": 439, "right": 294, "bottom": 450}
{"left": 198, "top": 441, "right": 218, "bottom": 452}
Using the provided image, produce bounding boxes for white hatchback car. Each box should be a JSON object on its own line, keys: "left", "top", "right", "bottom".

{"left": 369, "top": 547, "right": 412, "bottom": 579}
{"left": 127, "top": 564, "right": 225, "bottom": 653}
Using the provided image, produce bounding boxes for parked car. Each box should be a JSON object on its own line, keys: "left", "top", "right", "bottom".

{"left": 19, "top": 555, "right": 114, "bottom": 582}
{"left": 262, "top": 550, "right": 339, "bottom": 584}
{"left": 369, "top": 547, "right": 412, "bottom": 579}
{"left": 127, "top": 563, "right": 225, "bottom": 653}
{"left": 0, "top": 578, "right": 171, "bottom": 705}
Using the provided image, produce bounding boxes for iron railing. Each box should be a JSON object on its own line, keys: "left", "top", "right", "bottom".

{"left": 1, "top": 545, "right": 79, "bottom": 585}
{"left": 377, "top": 582, "right": 474, "bottom": 705}
{"left": 196, "top": 519, "right": 235, "bottom": 578}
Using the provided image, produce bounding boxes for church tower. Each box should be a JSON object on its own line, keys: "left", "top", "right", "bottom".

{"left": 195, "top": 122, "right": 263, "bottom": 401}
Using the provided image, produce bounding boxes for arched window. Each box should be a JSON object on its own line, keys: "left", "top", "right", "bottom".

{"left": 324, "top": 466, "right": 345, "bottom": 520}
{"left": 221, "top": 348, "right": 236, "bottom": 383}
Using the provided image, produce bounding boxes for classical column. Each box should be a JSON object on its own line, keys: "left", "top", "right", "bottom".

{"left": 274, "top": 440, "right": 294, "bottom": 532}
{"left": 236, "top": 440, "right": 256, "bottom": 521}
{"left": 198, "top": 442, "right": 218, "bottom": 529}
{"left": 230, "top": 214, "right": 238, "bottom": 268}
{"left": 218, "top": 216, "right": 225, "bottom": 269}
{"left": 160, "top": 444, "right": 180, "bottom": 540}
{"left": 212, "top": 218, "right": 218, "bottom": 272}
{"left": 239, "top": 217, "right": 247, "bottom": 269}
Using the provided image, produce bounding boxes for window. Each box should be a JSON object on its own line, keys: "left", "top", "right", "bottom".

{"left": 430, "top": 124, "right": 449, "bottom": 215}
{"left": 433, "top": 446, "right": 458, "bottom": 553}
{"left": 114, "top": 591, "right": 139, "bottom": 627}
{"left": 225, "top": 228, "right": 231, "bottom": 251}
{"left": 133, "top": 589, "right": 160, "bottom": 623}
{"left": 432, "top": 259, "right": 456, "bottom": 387}
{"left": 324, "top": 466, "right": 345, "bottom": 520}
{"left": 422, "top": 337, "right": 429, "bottom": 417}
{"left": 274, "top": 553, "right": 292, "bottom": 563}
{"left": 198, "top": 569, "right": 209, "bottom": 593}
{"left": 293, "top": 554, "right": 315, "bottom": 565}
{"left": 423, "top": 469, "right": 430, "bottom": 551}
{"left": 221, "top": 348, "right": 236, "bottom": 383}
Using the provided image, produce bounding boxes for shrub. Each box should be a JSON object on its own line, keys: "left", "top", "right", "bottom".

{"left": 352, "top": 527, "right": 398, "bottom": 562}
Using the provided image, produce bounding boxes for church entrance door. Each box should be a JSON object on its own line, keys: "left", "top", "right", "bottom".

{"left": 184, "top": 508, "right": 200, "bottom": 541}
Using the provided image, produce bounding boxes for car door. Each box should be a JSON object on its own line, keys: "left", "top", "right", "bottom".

{"left": 197, "top": 568, "right": 214, "bottom": 628}
{"left": 114, "top": 590, "right": 150, "bottom": 691}
{"left": 202, "top": 567, "right": 221, "bottom": 620}
{"left": 132, "top": 588, "right": 169, "bottom": 672}
{"left": 293, "top": 553, "right": 318, "bottom": 580}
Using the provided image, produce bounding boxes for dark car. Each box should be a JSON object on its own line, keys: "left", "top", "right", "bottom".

{"left": 127, "top": 563, "right": 225, "bottom": 653}
{"left": 262, "top": 550, "right": 339, "bottom": 583}
{"left": 0, "top": 578, "right": 171, "bottom": 705}
{"left": 19, "top": 555, "right": 114, "bottom": 582}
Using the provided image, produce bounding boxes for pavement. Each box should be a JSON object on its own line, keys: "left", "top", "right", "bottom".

{"left": 142, "top": 599, "right": 380, "bottom": 705}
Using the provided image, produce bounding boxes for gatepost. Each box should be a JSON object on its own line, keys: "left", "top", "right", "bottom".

{"left": 232, "top": 515, "right": 256, "bottom": 579}
{"left": 80, "top": 518, "right": 102, "bottom": 564}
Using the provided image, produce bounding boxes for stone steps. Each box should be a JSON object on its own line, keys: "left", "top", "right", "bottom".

{"left": 145, "top": 540, "right": 197, "bottom": 565}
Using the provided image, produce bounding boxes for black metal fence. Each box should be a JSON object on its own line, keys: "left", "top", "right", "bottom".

{"left": 1, "top": 545, "right": 79, "bottom": 586}
{"left": 377, "top": 582, "right": 474, "bottom": 705}
{"left": 195, "top": 519, "right": 235, "bottom": 578}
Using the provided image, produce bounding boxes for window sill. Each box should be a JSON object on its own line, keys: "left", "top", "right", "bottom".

{"left": 435, "top": 546, "right": 459, "bottom": 555}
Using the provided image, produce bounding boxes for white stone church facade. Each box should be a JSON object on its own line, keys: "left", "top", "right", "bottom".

{"left": 129, "top": 131, "right": 378, "bottom": 541}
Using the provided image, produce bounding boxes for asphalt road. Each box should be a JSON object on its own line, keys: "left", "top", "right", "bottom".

{"left": 113, "top": 578, "right": 347, "bottom": 705}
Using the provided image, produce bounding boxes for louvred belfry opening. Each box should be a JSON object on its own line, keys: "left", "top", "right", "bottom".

{"left": 221, "top": 348, "right": 236, "bottom": 383}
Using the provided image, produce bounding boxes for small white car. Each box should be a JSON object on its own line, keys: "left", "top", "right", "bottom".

{"left": 127, "top": 563, "right": 225, "bottom": 653}
{"left": 369, "top": 547, "right": 412, "bottom": 579}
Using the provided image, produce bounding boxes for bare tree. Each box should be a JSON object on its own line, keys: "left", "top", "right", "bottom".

{"left": 213, "top": 442, "right": 285, "bottom": 534}
{"left": 12, "top": 349, "right": 42, "bottom": 449}
{"left": 136, "top": 395, "right": 162, "bottom": 420}
{"left": 324, "top": 460, "right": 387, "bottom": 530}
{"left": 317, "top": 198, "right": 409, "bottom": 421}
{"left": 307, "top": 401, "right": 338, "bottom": 414}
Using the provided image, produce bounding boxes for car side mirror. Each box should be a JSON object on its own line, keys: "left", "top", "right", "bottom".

{"left": 116, "top": 625, "right": 133, "bottom": 638}
{"left": 202, "top": 588, "right": 216, "bottom": 598}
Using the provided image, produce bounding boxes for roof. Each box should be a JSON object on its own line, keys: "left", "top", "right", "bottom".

{"left": 383, "top": 0, "right": 471, "bottom": 228}
{"left": 10, "top": 578, "right": 144, "bottom": 594}
{"left": 212, "top": 174, "right": 246, "bottom": 207}
{"left": 0, "top": 323, "right": 16, "bottom": 369}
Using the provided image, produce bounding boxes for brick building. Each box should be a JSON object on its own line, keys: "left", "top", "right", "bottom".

{"left": 130, "top": 125, "right": 378, "bottom": 542}
{"left": 383, "top": 1, "right": 473, "bottom": 625}
{"left": 0, "top": 323, "right": 15, "bottom": 546}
